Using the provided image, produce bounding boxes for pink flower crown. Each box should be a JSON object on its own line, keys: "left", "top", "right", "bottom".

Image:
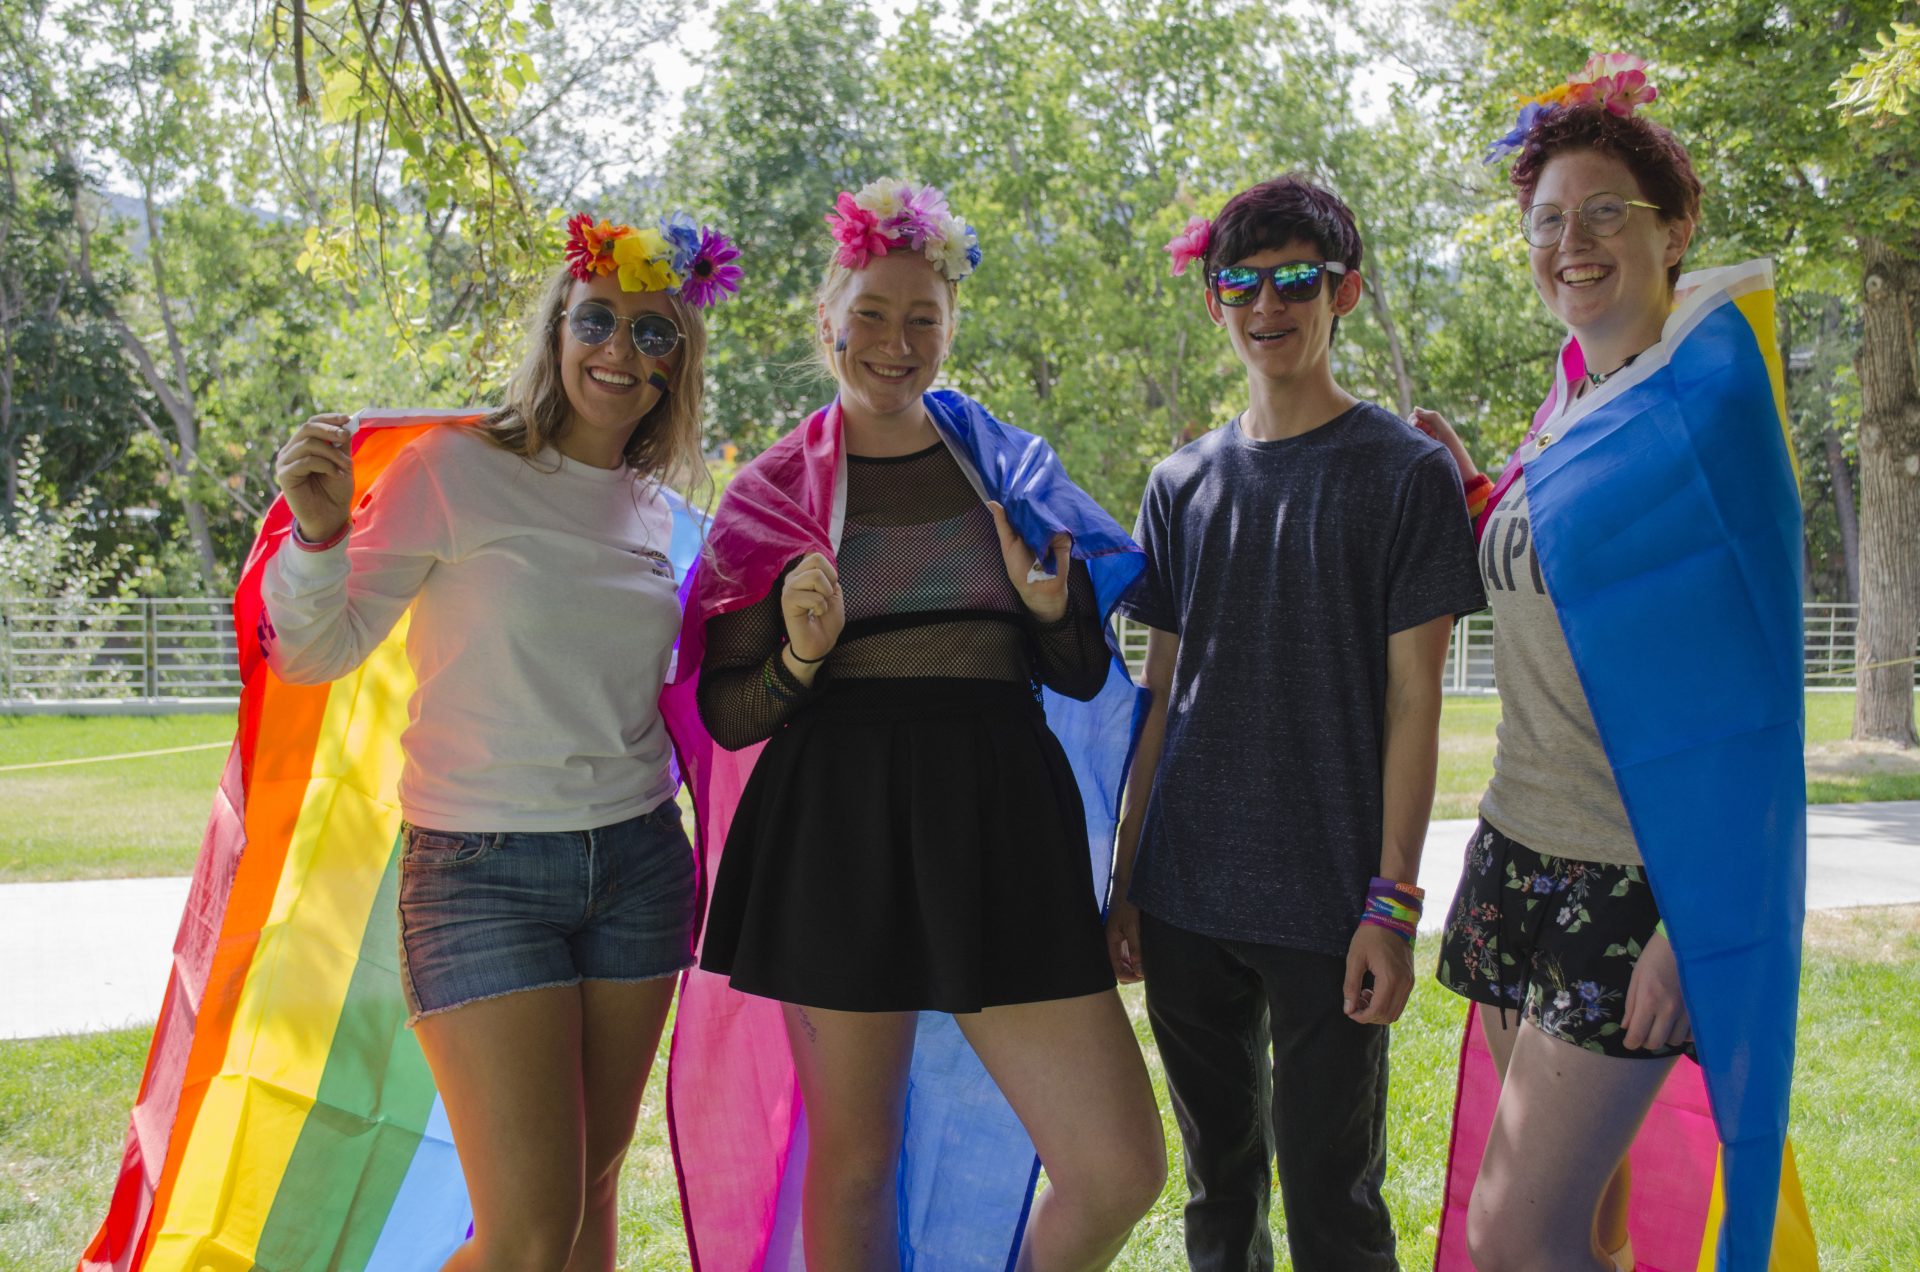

{"left": 563, "top": 211, "right": 743, "bottom": 309}
{"left": 1484, "top": 53, "right": 1660, "bottom": 163}
{"left": 824, "top": 178, "right": 982, "bottom": 281}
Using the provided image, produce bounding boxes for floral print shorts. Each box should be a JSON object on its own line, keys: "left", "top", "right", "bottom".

{"left": 1436, "top": 818, "right": 1688, "bottom": 1060}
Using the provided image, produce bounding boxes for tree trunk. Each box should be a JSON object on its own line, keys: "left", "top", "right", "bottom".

{"left": 1824, "top": 426, "right": 1861, "bottom": 602}
{"left": 1851, "top": 237, "right": 1920, "bottom": 746}
{"left": 1366, "top": 274, "right": 1415, "bottom": 417}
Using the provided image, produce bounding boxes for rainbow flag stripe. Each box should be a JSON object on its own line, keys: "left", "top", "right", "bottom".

{"left": 81, "top": 412, "right": 703, "bottom": 1271}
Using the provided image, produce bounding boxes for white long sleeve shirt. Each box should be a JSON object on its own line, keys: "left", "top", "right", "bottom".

{"left": 261, "top": 425, "right": 683, "bottom": 832}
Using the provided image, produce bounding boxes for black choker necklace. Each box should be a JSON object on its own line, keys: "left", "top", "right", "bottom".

{"left": 1586, "top": 352, "right": 1641, "bottom": 388}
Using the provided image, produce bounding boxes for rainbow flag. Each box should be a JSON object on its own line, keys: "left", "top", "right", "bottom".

{"left": 1435, "top": 260, "right": 1818, "bottom": 1270}
{"left": 80, "top": 411, "right": 707, "bottom": 1271}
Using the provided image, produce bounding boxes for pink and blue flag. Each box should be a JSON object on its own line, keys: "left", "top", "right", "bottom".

{"left": 659, "top": 389, "right": 1148, "bottom": 1269}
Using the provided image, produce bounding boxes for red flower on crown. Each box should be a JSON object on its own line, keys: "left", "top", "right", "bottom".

{"left": 564, "top": 213, "right": 631, "bottom": 282}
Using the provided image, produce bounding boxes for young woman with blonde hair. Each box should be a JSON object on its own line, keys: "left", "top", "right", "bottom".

{"left": 262, "top": 211, "right": 739, "bottom": 1271}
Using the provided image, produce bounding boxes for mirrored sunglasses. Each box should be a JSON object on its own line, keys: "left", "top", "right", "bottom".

{"left": 563, "top": 302, "right": 683, "bottom": 359}
{"left": 1209, "top": 260, "right": 1349, "bottom": 308}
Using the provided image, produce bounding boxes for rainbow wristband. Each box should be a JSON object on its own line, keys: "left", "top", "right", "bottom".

{"left": 1360, "top": 877, "right": 1425, "bottom": 945}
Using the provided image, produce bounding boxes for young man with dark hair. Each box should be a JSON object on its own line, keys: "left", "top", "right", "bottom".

{"left": 1111, "top": 175, "right": 1486, "bottom": 1269}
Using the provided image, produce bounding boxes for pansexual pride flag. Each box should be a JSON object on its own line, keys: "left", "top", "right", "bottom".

{"left": 659, "top": 390, "right": 1148, "bottom": 1269}
{"left": 80, "top": 411, "right": 707, "bottom": 1271}
{"left": 1435, "top": 260, "right": 1818, "bottom": 1270}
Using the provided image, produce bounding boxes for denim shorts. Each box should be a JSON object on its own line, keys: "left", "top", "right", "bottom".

{"left": 397, "top": 800, "right": 698, "bottom": 1025}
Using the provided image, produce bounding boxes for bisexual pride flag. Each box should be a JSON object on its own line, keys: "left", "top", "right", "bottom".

{"left": 80, "top": 411, "right": 706, "bottom": 1271}
{"left": 1435, "top": 260, "right": 1818, "bottom": 1270}
{"left": 659, "top": 389, "right": 1149, "bottom": 1269}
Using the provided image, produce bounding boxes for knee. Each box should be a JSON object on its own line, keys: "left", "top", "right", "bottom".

{"left": 811, "top": 1139, "right": 900, "bottom": 1205}
{"left": 1465, "top": 1183, "right": 1538, "bottom": 1272}
{"left": 1112, "top": 1139, "right": 1170, "bottom": 1222}
{"left": 1057, "top": 1125, "right": 1168, "bottom": 1229}
{"left": 472, "top": 1212, "right": 583, "bottom": 1271}
{"left": 583, "top": 1144, "right": 630, "bottom": 1210}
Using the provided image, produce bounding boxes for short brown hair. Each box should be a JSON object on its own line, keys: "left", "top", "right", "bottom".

{"left": 1511, "top": 104, "right": 1702, "bottom": 286}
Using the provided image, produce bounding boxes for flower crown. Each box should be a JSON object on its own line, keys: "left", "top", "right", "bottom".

{"left": 1484, "top": 53, "right": 1659, "bottom": 164}
{"left": 564, "top": 212, "right": 743, "bottom": 309}
{"left": 825, "top": 178, "right": 982, "bottom": 282}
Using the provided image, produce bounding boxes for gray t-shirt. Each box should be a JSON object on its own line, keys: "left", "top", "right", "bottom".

{"left": 1120, "top": 404, "right": 1488, "bottom": 955}
{"left": 1476, "top": 442, "right": 1638, "bottom": 865}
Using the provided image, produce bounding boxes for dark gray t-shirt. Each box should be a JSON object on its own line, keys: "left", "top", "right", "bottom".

{"left": 1119, "top": 404, "right": 1488, "bottom": 955}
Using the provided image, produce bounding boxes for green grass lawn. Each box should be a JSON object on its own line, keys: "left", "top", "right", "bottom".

{"left": 1, "top": 693, "right": 1913, "bottom": 882}
{"left": 0, "top": 713, "right": 235, "bottom": 882}
{"left": 5, "top": 908, "right": 1915, "bottom": 1270}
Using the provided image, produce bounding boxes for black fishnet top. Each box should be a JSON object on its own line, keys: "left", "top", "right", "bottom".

{"left": 698, "top": 441, "right": 1110, "bottom": 750}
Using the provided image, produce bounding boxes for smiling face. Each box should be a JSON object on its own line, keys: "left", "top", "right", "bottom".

{"left": 556, "top": 271, "right": 680, "bottom": 452}
{"left": 819, "top": 252, "right": 954, "bottom": 420}
{"left": 1526, "top": 149, "right": 1692, "bottom": 349}
{"left": 1204, "top": 238, "right": 1361, "bottom": 386}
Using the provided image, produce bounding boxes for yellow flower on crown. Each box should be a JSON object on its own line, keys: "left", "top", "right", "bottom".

{"left": 611, "top": 229, "right": 682, "bottom": 293}
{"left": 1518, "top": 82, "right": 1579, "bottom": 110}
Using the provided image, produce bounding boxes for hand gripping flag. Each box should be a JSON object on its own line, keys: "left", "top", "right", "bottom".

{"left": 79, "top": 410, "right": 708, "bottom": 1272}
{"left": 659, "top": 389, "right": 1148, "bottom": 1270}
{"left": 1435, "top": 261, "right": 1819, "bottom": 1270}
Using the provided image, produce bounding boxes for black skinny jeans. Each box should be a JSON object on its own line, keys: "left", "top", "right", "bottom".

{"left": 1140, "top": 909, "right": 1399, "bottom": 1272}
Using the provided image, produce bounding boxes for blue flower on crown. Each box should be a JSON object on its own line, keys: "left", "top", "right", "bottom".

{"left": 660, "top": 211, "right": 703, "bottom": 278}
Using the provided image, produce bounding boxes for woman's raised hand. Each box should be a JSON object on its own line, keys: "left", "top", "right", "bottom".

{"left": 274, "top": 413, "right": 355, "bottom": 544}
{"left": 781, "top": 551, "right": 845, "bottom": 666}
{"left": 987, "top": 501, "right": 1071, "bottom": 624}
{"left": 1407, "top": 407, "right": 1479, "bottom": 486}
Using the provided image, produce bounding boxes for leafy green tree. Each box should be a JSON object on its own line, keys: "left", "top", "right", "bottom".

{"left": 660, "top": 0, "right": 892, "bottom": 454}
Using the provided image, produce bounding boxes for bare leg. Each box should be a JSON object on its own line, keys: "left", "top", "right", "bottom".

{"left": 565, "top": 977, "right": 678, "bottom": 1272}
{"left": 1466, "top": 1016, "right": 1676, "bottom": 1272}
{"left": 783, "top": 1003, "right": 919, "bottom": 1272}
{"left": 415, "top": 986, "right": 586, "bottom": 1271}
{"left": 956, "top": 990, "right": 1166, "bottom": 1272}
{"left": 1477, "top": 1005, "right": 1634, "bottom": 1261}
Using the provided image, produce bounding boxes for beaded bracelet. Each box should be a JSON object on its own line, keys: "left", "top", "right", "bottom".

{"left": 1360, "top": 877, "right": 1425, "bottom": 945}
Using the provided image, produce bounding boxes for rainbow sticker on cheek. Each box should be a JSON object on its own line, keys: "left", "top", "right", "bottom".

{"left": 833, "top": 331, "right": 848, "bottom": 353}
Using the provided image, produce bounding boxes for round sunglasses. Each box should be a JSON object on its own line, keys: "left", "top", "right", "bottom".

{"left": 1208, "top": 260, "right": 1349, "bottom": 307}
{"left": 561, "top": 301, "right": 683, "bottom": 359}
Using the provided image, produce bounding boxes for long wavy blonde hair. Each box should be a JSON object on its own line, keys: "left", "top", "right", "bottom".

{"left": 484, "top": 264, "right": 708, "bottom": 490}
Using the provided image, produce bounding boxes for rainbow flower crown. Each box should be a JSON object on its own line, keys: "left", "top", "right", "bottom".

{"left": 825, "top": 179, "right": 982, "bottom": 282}
{"left": 1484, "top": 53, "right": 1660, "bottom": 164}
{"left": 564, "top": 212, "right": 743, "bottom": 309}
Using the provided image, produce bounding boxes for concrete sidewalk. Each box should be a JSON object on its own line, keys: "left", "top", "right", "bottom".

{"left": 4, "top": 804, "right": 1917, "bottom": 1041}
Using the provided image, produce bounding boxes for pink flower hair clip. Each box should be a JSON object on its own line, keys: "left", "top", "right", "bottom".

{"left": 1165, "top": 215, "right": 1211, "bottom": 277}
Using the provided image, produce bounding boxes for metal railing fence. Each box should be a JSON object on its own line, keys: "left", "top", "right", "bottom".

{"left": 1115, "top": 603, "right": 1915, "bottom": 694}
{"left": 0, "top": 599, "right": 1909, "bottom": 708}
{"left": 1, "top": 598, "right": 240, "bottom": 704}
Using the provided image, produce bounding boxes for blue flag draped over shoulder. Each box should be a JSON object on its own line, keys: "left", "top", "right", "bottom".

{"left": 663, "top": 389, "right": 1149, "bottom": 1269}
{"left": 1528, "top": 260, "right": 1806, "bottom": 1267}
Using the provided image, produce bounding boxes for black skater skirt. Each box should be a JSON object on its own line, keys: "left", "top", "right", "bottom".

{"left": 699, "top": 676, "right": 1116, "bottom": 1013}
